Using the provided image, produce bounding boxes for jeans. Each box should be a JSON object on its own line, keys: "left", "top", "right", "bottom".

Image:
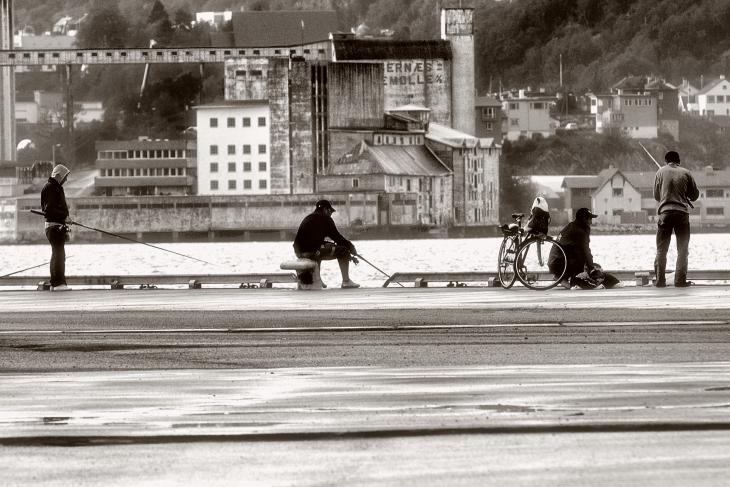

{"left": 654, "top": 211, "right": 690, "bottom": 285}
{"left": 45, "top": 226, "right": 66, "bottom": 287}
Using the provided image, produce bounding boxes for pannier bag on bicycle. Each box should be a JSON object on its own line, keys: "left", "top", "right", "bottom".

{"left": 526, "top": 196, "right": 550, "bottom": 236}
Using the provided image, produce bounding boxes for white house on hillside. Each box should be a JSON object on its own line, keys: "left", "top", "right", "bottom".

{"left": 697, "top": 75, "right": 730, "bottom": 116}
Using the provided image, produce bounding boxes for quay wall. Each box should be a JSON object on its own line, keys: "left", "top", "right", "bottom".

{"left": 12, "top": 193, "right": 394, "bottom": 242}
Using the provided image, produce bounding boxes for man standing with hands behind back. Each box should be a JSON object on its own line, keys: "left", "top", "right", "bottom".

{"left": 653, "top": 150, "right": 699, "bottom": 288}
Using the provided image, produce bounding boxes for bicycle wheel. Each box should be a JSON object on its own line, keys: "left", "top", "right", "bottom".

{"left": 497, "top": 236, "right": 518, "bottom": 288}
{"left": 515, "top": 236, "right": 567, "bottom": 290}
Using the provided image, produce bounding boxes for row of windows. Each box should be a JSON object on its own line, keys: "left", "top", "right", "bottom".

{"left": 209, "top": 179, "right": 267, "bottom": 190}
{"left": 98, "top": 149, "right": 191, "bottom": 160}
{"left": 210, "top": 144, "right": 267, "bottom": 156}
{"left": 507, "top": 102, "right": 546, "bottom": 110}
{"left": 707, "top": 207, "right": 725, "bottom": 215}
{"left": 373, "top": 134, "right": 424, "bottom": 146}
{"left": 209, "top": 162, "right": 267, "bottom": 173}
{"left": 623, "top": 98, "right": 652, "bottom": 106}
{"left": 100, "top": 167, "right": 187, "bottom": 177}
{"left": 706, "top": 95, "right": 730, "bottom": 103}
{"left": 210, "top": 117, "right": 267, "bottom": 128}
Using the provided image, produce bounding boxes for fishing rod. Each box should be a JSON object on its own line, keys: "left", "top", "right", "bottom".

{"left": 638, "top": 142, "right": 694, "bottom": 209}
{"left": 355, "top": 253, "right": 405, "bottom": 288}
{"left": 0, "top": 260, "right": 50, "bottom": 279}
{"left": 638, "top": 141, "right": 662, "bottom": 170}
{"left": 29, "top": 210, "right": 217, "bottom": 266}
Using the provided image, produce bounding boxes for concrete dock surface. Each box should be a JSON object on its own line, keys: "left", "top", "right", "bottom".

{"left": 1, "top": 285, "right": 730, "bottom": 485}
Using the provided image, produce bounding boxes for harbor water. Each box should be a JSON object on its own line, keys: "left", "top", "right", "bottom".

{"left": 2, "top": 234, "right": 729, "bottom": 288}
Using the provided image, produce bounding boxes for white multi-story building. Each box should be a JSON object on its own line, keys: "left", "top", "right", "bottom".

{"left": 195, "top": 101, "right": 271, "bottom": 196}
{"left": 501, "top": 90, "right": 558, "bottom": 141}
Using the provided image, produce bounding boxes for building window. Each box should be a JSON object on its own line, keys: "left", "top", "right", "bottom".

{"left": 486, "top": 122, "right": 493, "bottom": 131}
{"left": 210, "top": 117, "right": 218, "bottom": 128}
{"left": 228, "top": 162, "right": 236, "bottom": 172}
{"left": 481, "top": 107, "right": 494, "bottom": 120}
{"left": 259, "top": 180, "right": 267, "bottom": 189}
{"left": 708, "top": 95, "right": 716, "bottom": 103}
{"left": 228, "top": 180, "right": 236, "bottom": 190}
{"left": 227, "top": 117, "right": 235, "bottom": 128}
{"left": 258, "top": 144, "right": 267, "bottom": 154}
{"left": 352, "top": 178, "right": 359, "bottom": 188}
{"left": 227, "top": 144, "right": 235, "bottom": 155}
{"left": 210, "top": 145, "right": 218, "bottom": 155}
{"left": 243, "top": 162, "right": 251, "bottom": 172}
{"left": 258, "top": 162, "right": 267, "bottom": 172}
{"left": 242, "top": 117, "right": 251, "bottom": 127}
{"left": 613, "top": 187, "right": 623, "bottom": 197}
{"left": 510, "top": 118, "right": 519, "bottom": 126}
{"left": 406, "top": 179, "right": 411, "bottom": 191}
{"left": 509, "top": 102, "right": 519, "bottom": 110}
{"left": 258, "top": 117, "right": 266, "bottom": 127}
{"left": 210, "top": 180, "right": 218, "bottom": 190}
{"left": 210, "top": 162, "right": 218, "bottom": 173}
{"left": 707, "top": 189, "right": 724, "bottom": 198}
{"left": 707, "top": 207, "right": 724, "bottom": 215}
{"left": 243, "top": 179, "right": 252, "bottom": 189}
{"left": 532, "top": 102, "right": 543, "bottom": 109}
{"left": 242, "top": 144, "right": 251, "bottom": 155}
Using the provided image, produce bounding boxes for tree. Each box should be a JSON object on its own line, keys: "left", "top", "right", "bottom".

{"left": 75, "top": 3, "right": 129, "bottom": 48}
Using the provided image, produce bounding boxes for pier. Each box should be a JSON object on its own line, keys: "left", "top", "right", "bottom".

{"left": 1, "top": 284, "right": 729, "bottom": 485}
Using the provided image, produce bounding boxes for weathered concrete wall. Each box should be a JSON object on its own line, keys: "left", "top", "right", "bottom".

{"left": 382, "top": 59, "right": 451, "bottom": 126}
{"left": 225, "top": 57, "right": 291, "bottom": 194}
{"left": 14, "top": 193, "right": 381, "bottom": 241}
{"left": 290, "top": 60, "right": 314, "bottom": 194}
{"left": 442, "top": 8, "right": 475, "bottom": 136}
{"left": 317, "top": 174, "right": 385, "bottom": 193}
{"left": 328, "top": 63, "right": 384, "bottom": 129}
{"left": 328, "top": 130, "right": 374, "bottom": 165}
{"left": 267, "top": 58, "right": 291, "bottom": 193}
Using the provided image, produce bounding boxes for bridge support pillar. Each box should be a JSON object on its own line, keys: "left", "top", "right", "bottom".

{"left": 0, "top": 0, "right": 15, "bottom": 162}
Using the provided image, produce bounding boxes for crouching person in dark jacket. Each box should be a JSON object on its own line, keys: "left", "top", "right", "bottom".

{"left": 548, "top": 207, "right": 620, "bottom": 289}
{"left": 293, "top": 199, "right": 360, "bottom": 289}
{"left": 41, "top": 164, "right": 71, "bottom": 291}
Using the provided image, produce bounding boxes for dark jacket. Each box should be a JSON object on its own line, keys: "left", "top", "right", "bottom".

{"left": 293, "top": 211, "right": 354, "bottom": 256}
{"left": 548, "top": 220, "right": 593, "bottom": 277}
{"left": 654, "top": 163, "right": 699, "bottom": 214}
{"left": 40, "top": 178, "right": 69, "bottom": 224}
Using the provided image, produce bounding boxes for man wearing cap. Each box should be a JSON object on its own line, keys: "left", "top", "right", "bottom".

{"left": 41, "top": 164, "right": 71, "bottom": 291}
{"left": 653, "top": 150, "right": 700, "bottom": 288}
{"left": 293, "top": 199, "right": 360, "bottom": 288}
{"left": 548, "top": 208, "right": 620, "bottom": 289}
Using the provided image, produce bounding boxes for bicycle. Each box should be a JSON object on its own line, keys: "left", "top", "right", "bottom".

{"left": 497, "top": 213, "right": 568, "bottom": 290}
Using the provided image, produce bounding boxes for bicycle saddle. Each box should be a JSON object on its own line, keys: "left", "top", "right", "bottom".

{"left": 511, "top": 213, "right": 525, "bottom": 219}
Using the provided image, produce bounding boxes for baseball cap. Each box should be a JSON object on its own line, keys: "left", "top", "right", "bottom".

{"left": 315, "top": 199, "right": 335, "bottom": 212}
{"left": 576, "top": 208, "right": 598, "bottom": 219}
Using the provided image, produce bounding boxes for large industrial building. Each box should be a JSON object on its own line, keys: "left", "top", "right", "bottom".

{"left": 208, "top": 5, "right": 498, "bottom": 227}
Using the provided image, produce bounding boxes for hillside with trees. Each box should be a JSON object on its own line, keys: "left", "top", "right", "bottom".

{"left": 17, "top": 0, "right": 730, "bottom": 94}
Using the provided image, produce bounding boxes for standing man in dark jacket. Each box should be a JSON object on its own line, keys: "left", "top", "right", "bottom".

{"left": 548, "top": 208, "right": 619, "bottom": 289}
{"left": 41, "top": 164, "right": 71, "bottom": 291}
{"left": 293, "top": 199, "right": 359, "bottom": 288}
{"left": 653, "top": 150, "right": 700, "bottom": 287}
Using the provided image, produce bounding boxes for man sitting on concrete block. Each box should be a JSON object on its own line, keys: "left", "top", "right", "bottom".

{"left": 293, "top": 199, "right": 360, "bottom": 289}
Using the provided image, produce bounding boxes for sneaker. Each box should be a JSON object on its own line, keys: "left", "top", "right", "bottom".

{"left": 51, "top": 284, "right": 71, "bottom": 292}
{"left": 341, "top": 280, "right": 360, "bottom": 289}
{"left": 675, "top": 281, "right": 694, "bottom": 288}
{"left": 558, "top": 279, "right": 571, "bottom": 289}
